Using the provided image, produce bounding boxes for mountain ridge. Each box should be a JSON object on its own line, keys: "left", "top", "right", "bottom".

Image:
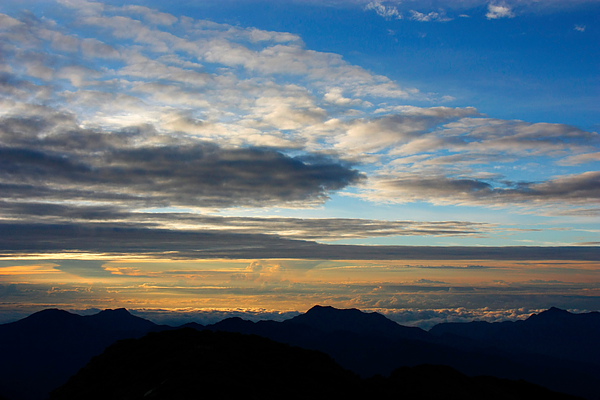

{"left": 0, "top": 305, "right": 598, "bottom": 400}
{"left": 0, "top": 307, "right": 169, "bottom": 400}
{"left": 285, "top": 304, "right": 429, "bottom": 340}
{"left": 49, "top": 328, "right": 582, "bottom": 400}
{"left": 430, "top": 307, "right": 600, "bottom": 367}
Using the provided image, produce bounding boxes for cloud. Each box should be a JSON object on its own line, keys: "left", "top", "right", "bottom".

{"left": 414, "top": 279, "right": 447, "bottom": 284}
{"left": 486, "top": 3, "right": 515, "bottom": 19}
{"left": 0, "top": 0, "right": 597, "bottom": 254}
{"left": 574, "top": 24, "right": 586, "bottom": 32}
{"left": 403, "top": 264, "right": 493, "bottom": 270}
{"left": 332, "top": 107, "right": 481, "bottom": 155}
{"left": 0, "top": 110, "right": 362, "bottom": 208}
{"left": 121, "top": 5, "right": 178, "bottom": 26}
{"left": 365, "top": 2, "right": 402, "bottom": 19}
{"left": 362, "top": 1, "right": 593, "bottom": 22}
{"left": 343, "top": 116, "right": 599, "bottom": 212}
{"left": 230, "top": 261, "right": 288, "bottom": 283}
{"left": 0, "top": 196, "right": 498, "bottom": 243}
{"left": 1, "top": 222, "right": 598, "bottom": 261}
{"left": 410, "top": 10, "right": 452, "bottom": 22}
{"left": 558, "top": 152, "right": 600, "bottom": 166}
{"left": 359, "top": 170, "right": 600, "bottom": 212}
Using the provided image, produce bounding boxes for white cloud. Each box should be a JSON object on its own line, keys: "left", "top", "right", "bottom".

{"left": 410, "top": 10, "right": 452, "bottom": 22}
{"left": 324, "top": 88, "right": 364, "bottom": 106}
{"left": 122, "top": 5, "right": 178, "bottom": 26}
{"left": 558, "top": 152, "right": 600, "bottom": 166}
{"left": 574, "top": 24, "right": 586, "bottom": 32}
{"left": 486, "top": 3, "right": 515, "bottom": 19}
{"left": 245, "top": 27, "right": 301, "bottom": 43}
{"left": 332, "top": 107, "right": 481, "bottom": 155}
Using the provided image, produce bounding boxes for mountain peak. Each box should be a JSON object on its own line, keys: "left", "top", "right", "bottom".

{"left": 305, "top": 305, "right": 360, "bottom": 315}
{"left": 545, "top": 307, "right": 570, "bottom": 314}
{"left": 84, "top": 308, "right": 157, "bottom": 331}
{"left": 31, "top": 308, "right": 76, "bottom": 317}
{"left": 528, "top": 307, "right": 572, "bottom": 321}
{"left": 97, "top": 308, "right": 132, "bottom": 316}
{"left": 288, "top": 305, "right": 428, "bottom": 340}
{"left": 15, "top": 308, "right": 81, "bottom": 328}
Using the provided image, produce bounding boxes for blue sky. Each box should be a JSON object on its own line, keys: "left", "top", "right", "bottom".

{"left": 0, "top": 0, "right": 598, "bottom": 319}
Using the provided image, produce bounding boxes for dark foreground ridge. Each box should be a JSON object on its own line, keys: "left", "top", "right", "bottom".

{"left": 49, "top": 328, "right": 580, "bottom": 400}
{"left": 0, "top": 305, "right": 598, "bottom": 400}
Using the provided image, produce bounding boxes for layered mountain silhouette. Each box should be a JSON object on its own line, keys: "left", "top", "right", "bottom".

{"left": 201, "top": 305, "right": 599, "bottom": 399}
{"left": 430, "top": 306, "right": 600, "bottom": 366}
{"left": 0, "top": 308, "right": 168, "bottom": 400}
{"left": 49, "top": 328, "right": 580, "bottom": 400}
{"left": 1, "top": 305, "right": 598, "bottom": 400}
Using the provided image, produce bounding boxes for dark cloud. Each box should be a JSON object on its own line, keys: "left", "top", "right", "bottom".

{"left": 372, "top": 171, "right": 600, "bottom": 207}
{"left": 0, "top": 112, "right": 362, "bottom": 208}
{"left": 0, "top": 222, "right": 597, "bottom": 261}
{"left": 0, "top": 199, "right": 495, "bottom": 240}
{"left": 525, "top": 171, "right": 600, "bottom": 201}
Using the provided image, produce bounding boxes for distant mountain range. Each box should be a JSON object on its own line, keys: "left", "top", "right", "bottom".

{"left": 0, "top": 305, "right": 598, "bottom": 400}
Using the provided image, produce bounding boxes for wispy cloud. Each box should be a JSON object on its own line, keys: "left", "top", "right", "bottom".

{"left": 359, "top": 171, "right": 600, "bottom": 213}
{"left": 363, "top": 1, "right": 595, "bottom": 22}
{"left": 365, "top": 1, "right": 402, "bottom": 19}
{"left": 410, "top": 10, "right": 452, "bottom": 22}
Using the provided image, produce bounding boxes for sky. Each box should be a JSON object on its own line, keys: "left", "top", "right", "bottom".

{"left": 0, "top": 0, "right": 598, "bottom": 326}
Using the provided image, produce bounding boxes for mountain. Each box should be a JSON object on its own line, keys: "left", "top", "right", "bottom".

{"left": 50, "top": 328, "right": 360, "bottom": 400}
{"left": 429, "top": 307, "right": 600, "bottom": 365}
{"left": 201, "top": 306, "right": 599, "bottom": 400}
{"left": 49, "top": 328, "right": 581, "bottom": 400}
{"left": 0, "top": 308, "right": 168, "bottom": 400}
{"left": 1, "top": 305, "right": 598, "bottom": 400}
{"left": 285, "top": 305, "right": 429, "bottom": 340}
{"left": 371, "top": 364, "right": 583, "bottom": 400}
{"left": 82, "top": 308, "right": 159, "bottom": 333}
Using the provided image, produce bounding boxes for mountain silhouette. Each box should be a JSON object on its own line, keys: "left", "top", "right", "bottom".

{"left": 0, "top": 308, "right": 168, "bottom": 400}
{"left": 202, "top": 306, "right": 599, "bottom": 400}
{"left": 82, "top": 308, "right": 159, "bottom": 332}
{"left": 0, "top": 305, "right": 598, "bottom": 400}
{"left": 370, "top": 364, "right": 583, "bottom": 400}
{"left": 430, "top": 307, "right": 600, "bottom": 366}
{"left": 285, "top": 305, "right": 429, "bottom": 340}
{"left": 49, "top": 328, "right": 581, "bottom": 400}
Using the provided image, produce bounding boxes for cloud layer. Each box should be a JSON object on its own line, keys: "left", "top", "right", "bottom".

{"left": 1, "top": 1, "right": 597, "bottom": 223}
{"left": 0, "top": 109, "right": 362, "bottom": 209}
{"left": 2, "top": 222, "right": 598, "bottom": 260}
{"left": 0, "top": 0, "right": 597, "bottom": 273}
